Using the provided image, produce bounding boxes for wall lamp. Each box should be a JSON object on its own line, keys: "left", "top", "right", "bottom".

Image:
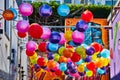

{"left": 114, "top": 6, "right": 120, "bottom": 10}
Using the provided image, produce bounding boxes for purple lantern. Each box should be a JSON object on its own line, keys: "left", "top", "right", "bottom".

{"left": 78, "top": 72, "right": 85, "bottom": 76}
{"left": 86, "top": 46, "right": 95, "bottom": 55}
{"left": 69, "top": 69, "right": 77, "bottom": 74}
{"left": 47, "top": 52, "right": 54, "bottom": 60}
{"left": 84, "top": 56, "right": 92, "bottom": 62}
{"left": 67, "top": 62, "right": 74, "bottom": 69}
{"left": 76, "top": 20, "right": 88, "bottom": 32}
{"left": 64, "top": 70, "right": 69, "bottom": 75}
{"left": 49, "top": 31, "right": 61, "bottom": 44}
{"left": 39, "top": 4, "right": 52, "bottom": 17}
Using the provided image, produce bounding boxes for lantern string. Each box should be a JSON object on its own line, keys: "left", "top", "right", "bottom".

{"left": 0, "top": 10, "right": 112, "bottom": 29}
{"left": 0, "top": 9, "right": 112, "bottom": 29}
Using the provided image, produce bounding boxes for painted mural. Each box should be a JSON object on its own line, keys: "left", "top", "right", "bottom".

{"left": 110, "top": 10, "right": 120, "bottom": 79}
{"left": 65, "top": 18, "right": 109, "bottom": 48}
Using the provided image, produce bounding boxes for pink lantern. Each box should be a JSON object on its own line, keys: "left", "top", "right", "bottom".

{"left": 72, "top": 30, "right": 84, "bottom": 44}
{"left": 41, "top": 27, "right": 51, "bottom": 39}
{"left": 69, "top": 72, "right": 80, "bottom": 78}
{"left": 52, "top": 63, "right": 59, "bottom": 71}
{"left": 16, "top": 20, "right": 30, "bottom": 33}
{"left": 19, "top": 3, "right": 33, "bottom": 16}
{"left": 59, "top": 32, "right": 66, "bottom": 45}
{"left": 26, "top": 41, "right": 37, "bottom": 52}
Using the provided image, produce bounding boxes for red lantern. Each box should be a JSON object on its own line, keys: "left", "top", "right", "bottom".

{"left": 91, "top": 69, "right": 96, "bottom": 76}
{"left": 66, "top": 45, "right": 73, "bottom": 48}
{"left": 81, "top": 10, "right": 93, "bottom": 23}
{"left": 99, "top": 44, "right": 103, "bottom": 52}
{"left": 55, "top": 69, "right": 62, "bottom": 76}
{"left": 91, "top": 42, "right": 101, "bottom": 52}
{"left": 17, "top": 32, "right": 26, "bottom": 38}
{"left": 38, "top": 42, "right": 47, "bottom": 52}
{"left": 37, "top": 57, "right": 46, "bottom": 66}
{"left": 2, "top": 10, "right": 14, "bottom": 20}
{"left": 86, "top": 62, "right": 96, "bottom": 70}
{"left": 26, "top": 50, "right": 34, "bottom": 56}
{"left": 71, "top": 52, "right": 81, "bottom": 62}
{"left": 28, "top": 23, "right": 43, "bottom": 39}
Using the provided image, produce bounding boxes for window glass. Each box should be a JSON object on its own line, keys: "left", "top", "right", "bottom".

{"left": 64, "top": 0, "right": 71, "bottom": 3}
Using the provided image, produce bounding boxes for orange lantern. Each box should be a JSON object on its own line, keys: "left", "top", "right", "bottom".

{"left": 59, "top": 56, "right": 68, "bottom": 63}
{"left": 63, "top": 48, "right": 73, "bottom": 58}
{"left": 2, "top": 10, "right": 14, "bottom": 20}
{"left": 47, "top": 60, "right": 56, "bottom": 69}
{"left": 95, "top": 58, "right": 104, "bottom": 68}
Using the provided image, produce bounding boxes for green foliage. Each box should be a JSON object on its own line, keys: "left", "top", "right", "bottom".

{"left": 84, "top": 5, "right": 112, "bottom": 18}
{"left": 29, "top": 2, "right": 111, "bottom": 25}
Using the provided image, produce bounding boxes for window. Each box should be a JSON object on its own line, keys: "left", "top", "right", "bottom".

{"left": 56, "top": 1, "right": 60, "bottom": 4}
{"left": 90, "top": 0, "right": 95, "bottom": 4}
{"left": 64, "top": 0, "right": 71, "bottom": 4}
{"left": 105, "top": 1, "right": 116, "bottom": 5}
{"left": 22, "top": 0, "right": 34, "bottom": 3}
{"left": 74, "top": 0, "right": 80, "bottom": 4}
{"left": 4, "top": 0, "right": 10, "bottom": 39}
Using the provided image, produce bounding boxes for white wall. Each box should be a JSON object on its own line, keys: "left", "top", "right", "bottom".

{"left": 0, "top": 0, "right": 10, "bottom": 74}
{"left": 0, "top": 0, "right": 28, "bottom": 80}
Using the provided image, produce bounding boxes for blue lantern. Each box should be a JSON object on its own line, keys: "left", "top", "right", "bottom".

{"left": 75, "top": 59, "right": 84, "bottom": 65}
{"left": 57, "top": 4, "right": 70, "bottom": 17}
{"left": 97, "top": 68, "right": 105, "bottom": 75}
{"left": 100, "top": 49, "right": 110, "bottom": 58}
{"left": 47, "top": 42, "right": 59, "bottom": 52}
{"left": 59, "top": 63, "right": 67, "bottom": 71}
{"left": 9, "top": 8, "right": 17, "bottom": 20}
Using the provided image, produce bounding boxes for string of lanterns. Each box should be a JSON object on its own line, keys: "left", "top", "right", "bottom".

{"left": 2, "top": 2, "right": 110, "bottom": 78}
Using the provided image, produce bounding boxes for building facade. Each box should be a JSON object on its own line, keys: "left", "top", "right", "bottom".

{"left": 33, "top": 0, "right": 117, "bottom": 5}
{"left": 0, "top": 0, "right": 28, "bottom": 80}
{"left": 88, "top": 0, "right": 117, "bottom": 5}
{"left": 108, "top": 0, "right": 120, "bottom": 79}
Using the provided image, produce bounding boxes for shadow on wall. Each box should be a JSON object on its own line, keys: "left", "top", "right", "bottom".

{"left": 111, "top": 72, "right": 120, "bottom": 80}
{"left": 0, "top": 70, "right": 13, "bottom": 80}
{"left": 15, "top": 0, "right": 22, "bottom": 6}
